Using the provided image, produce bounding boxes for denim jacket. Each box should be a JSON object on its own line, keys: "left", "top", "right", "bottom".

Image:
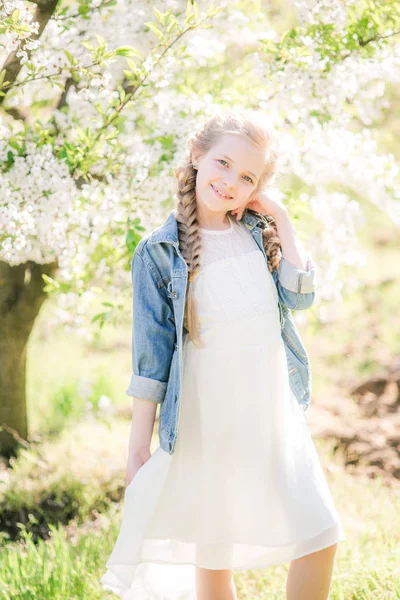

{"left": 126, "top": 208, "right": 317, "bottom": 454}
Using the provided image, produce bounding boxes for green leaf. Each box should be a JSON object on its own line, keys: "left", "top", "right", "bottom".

{"left": 63, "top": 49, "right": 75, "bottom": 65}
{"left": 144, "top": 21, "right": 164, "bottom": 39}
{"left": 6, "top": 150, "right": 15, "bottom": 166}
{"left": 93, "top": 102, "right": 105, "bottom": 115}
{"left": 41, "top": 274, "right": 60, "bottom": 293}
{"left": 8, "top": 138, "right": 20, "bottom": 151}
{"left": 126, "top": 228, "right": 142, "bottom": 251}
{"left": 92, "top": 312, "right": 107, "bottom": 328}
{"left": 153, "top": 7, "right": 163, "bottom": 23}
{"left": 115, "top": 46, "right": 143, "bottom": 58}
{"left": 166, "top": 16, "right": 179, "bottom": 33}
{"left": 95, "top": 33, "right": 106, "bottom": 46}
{"left": 81, "top": 41, "right": 93, "bottom": 51}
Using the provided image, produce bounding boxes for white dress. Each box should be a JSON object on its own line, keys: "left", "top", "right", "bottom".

{"left": 100, "top": 215, "right": 346, "bottom": 599}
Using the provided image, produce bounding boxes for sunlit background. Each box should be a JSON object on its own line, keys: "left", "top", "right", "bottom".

{"left": 0, "top": 0, "right": 399, "bottom": 597}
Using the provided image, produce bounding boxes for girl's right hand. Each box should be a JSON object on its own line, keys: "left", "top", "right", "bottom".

{"left": 126, "top": 447, "right": 152, "bottom": 487}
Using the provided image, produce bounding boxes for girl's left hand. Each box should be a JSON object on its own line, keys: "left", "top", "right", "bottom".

{"left": 230, "top": 191, "right": 287, "bottom": 221}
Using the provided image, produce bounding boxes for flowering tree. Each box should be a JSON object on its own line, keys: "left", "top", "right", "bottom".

{"left": 0, "top": 0, "right": 399, "bottom": 454}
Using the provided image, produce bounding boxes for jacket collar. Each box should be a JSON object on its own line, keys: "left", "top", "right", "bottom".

{"left": 148, "top": 208, "right": 266, "bottom": 246}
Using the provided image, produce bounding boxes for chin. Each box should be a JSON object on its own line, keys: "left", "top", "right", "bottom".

{"left": 198, "top": 199, "right": 222, "bottom": 213}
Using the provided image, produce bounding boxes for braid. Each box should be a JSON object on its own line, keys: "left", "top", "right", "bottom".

{"left": 174, "top": 157, "right": 204, "bottom": 347}
{"left": 243, "top": 210, "right": 281, "bottom": 272}
{"left": 261, "top": 216, "right": 281, "bottom": 273}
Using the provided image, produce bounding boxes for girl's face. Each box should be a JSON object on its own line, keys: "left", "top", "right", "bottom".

{"left": 192, "top": 133, "right": 266, "bottom": 216}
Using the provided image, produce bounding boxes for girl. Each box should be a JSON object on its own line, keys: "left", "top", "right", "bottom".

{"left": 101, "top": 110, "right": 346, "bottom": 600}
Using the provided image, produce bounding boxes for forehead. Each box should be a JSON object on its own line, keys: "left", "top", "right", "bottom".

{"left": 211, "top": 133, "right": 265, "bottom": 176}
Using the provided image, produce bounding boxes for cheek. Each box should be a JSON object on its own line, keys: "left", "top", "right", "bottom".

{"left": 204, "top": 166, "right": 219, "bottom": 181}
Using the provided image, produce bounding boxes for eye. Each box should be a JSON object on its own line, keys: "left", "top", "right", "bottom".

{"left": 217, "top": 159, "right": 254, "bottom": 184}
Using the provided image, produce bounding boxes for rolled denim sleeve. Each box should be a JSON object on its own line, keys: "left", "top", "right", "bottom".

{"left": 273, "top": 254, "right": 317, "bottom": 311}
{"left": 278, "top": 254, "right": 317, "bottom": 294}
{"left": 125, "top": 249, "right": 176, "bottom": 403}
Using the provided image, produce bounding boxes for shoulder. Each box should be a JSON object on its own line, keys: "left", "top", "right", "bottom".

{"left": 134, "top": 211, "right": 177, "bottom": 257}
{"left": 131, "top": 236, "right": 176, "bottom": 291}
{"left": 133, "top": 234, "right": 152, "bottom": 258}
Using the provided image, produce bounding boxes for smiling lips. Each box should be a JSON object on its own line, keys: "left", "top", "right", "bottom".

{"left": 210, "top": 184, "right": 233, "bottom": 200}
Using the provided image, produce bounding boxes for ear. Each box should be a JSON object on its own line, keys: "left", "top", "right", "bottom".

{"left": 191, "top": 149, "right": 202, "bottom": 165}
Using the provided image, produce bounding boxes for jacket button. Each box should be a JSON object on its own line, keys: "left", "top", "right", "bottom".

{"left": 172, "top": 291, "right": 178, "bottom": 299}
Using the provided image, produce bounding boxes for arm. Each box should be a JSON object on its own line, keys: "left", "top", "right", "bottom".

{"left": 125, "top": 245, "right": 176, "bottom": 482}
{"left": 126, "top": 397, "right": 157, "bottom": 485}
{"left": 271, "top": 207, "right": 317, "bottom": 310}
{"left": 125, "top": 246, "right": 176, "bottom": 403}
{"left": 274, "top": 207, "right": 309, "bottom": 270}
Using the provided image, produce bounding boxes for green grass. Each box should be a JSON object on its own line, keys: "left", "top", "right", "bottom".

{"left": 26, "top": 295, "right": 133, "bottom": 438}
{"left": 0, "top": 420, "right": 130, "bottom": 546}
{"left": 0, "top": 436, "right": 399, "bottom": 599}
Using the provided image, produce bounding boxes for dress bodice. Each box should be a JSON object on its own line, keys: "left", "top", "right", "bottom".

{"left": 191, "top": 215, "right": 279, "bottom": 335}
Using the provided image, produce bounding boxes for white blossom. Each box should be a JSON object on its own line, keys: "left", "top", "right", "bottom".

{"left": 0, "top": 0, "right": 399, "bottom": 334}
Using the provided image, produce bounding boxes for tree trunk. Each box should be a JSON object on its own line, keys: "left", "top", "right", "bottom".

{"left": 0, "top": 260, "right": 57, "bottom": 457}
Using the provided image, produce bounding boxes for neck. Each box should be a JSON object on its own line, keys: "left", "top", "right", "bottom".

{"left": 196, "top": 207, "right": 232, "bottom": 231}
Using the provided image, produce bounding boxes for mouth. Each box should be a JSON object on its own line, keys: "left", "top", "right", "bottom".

{"left": 210, "top": 184, "right": 233, "bottom": 201}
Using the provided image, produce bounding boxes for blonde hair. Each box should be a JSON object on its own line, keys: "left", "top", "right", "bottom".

{"left": 173, "top": 109, "right": 281, "bottom": 347}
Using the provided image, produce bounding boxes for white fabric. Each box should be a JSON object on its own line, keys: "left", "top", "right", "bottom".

{"left": 101, "top": 215, "right": 346, "bottom": 599}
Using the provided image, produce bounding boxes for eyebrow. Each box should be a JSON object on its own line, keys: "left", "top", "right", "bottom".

{"left": 219, "top": 154, "right": 259, "bottom": 180}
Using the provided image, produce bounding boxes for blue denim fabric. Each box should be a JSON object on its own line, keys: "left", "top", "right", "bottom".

{"left": 126, "top": 208, "right": 317, "bottom": 454}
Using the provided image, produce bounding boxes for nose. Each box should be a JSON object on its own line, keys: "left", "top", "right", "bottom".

{"left": 222, "top": 173, "right": 237, "bottom": 193}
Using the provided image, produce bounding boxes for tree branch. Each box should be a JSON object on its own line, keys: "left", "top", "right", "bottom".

{"left": 2, "top": 106, "right": 27, "bottom": 121}
{"left": 0, "top": 0, "right": 60, "bottom": 106}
